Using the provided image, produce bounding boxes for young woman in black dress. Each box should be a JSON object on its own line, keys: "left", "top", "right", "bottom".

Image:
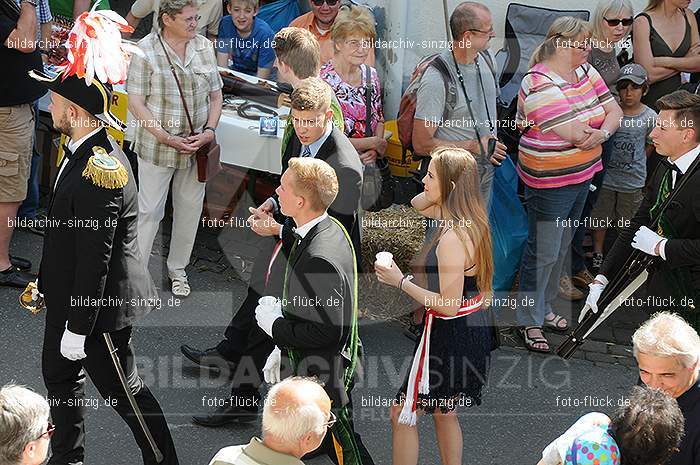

{"left": 375, "top": 147, "right": 494, "bottom": 465}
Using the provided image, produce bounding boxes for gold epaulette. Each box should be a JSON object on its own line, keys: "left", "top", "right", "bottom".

{"left": 82, "top": 146, "right": 128, "bottom": 189}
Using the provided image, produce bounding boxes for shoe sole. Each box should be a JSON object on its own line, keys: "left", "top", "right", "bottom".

{"left": 180, "top": 350, "right": 234, "bottom": 373}
{"left": 191, "top": 413, "right": 258, "bottom": 427}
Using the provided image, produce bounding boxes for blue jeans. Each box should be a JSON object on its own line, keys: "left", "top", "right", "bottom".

{"left": 17, "top": 100, "right": 40, "bottom": 219}
{"left": 517, "top": 179, "right": 592, "bottom": 326}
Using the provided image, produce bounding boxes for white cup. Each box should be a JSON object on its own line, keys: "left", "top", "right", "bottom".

{"left": 375, "top": 251, "right": 393, "bottom": 268}
{"left": 258, "top": 296, "right": 278, "bottom": 307}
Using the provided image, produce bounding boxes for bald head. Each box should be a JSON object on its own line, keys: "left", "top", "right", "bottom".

{"left": 262, "top": 377, "right": 331, "bottom": 448}
{"left": 450, "top": 1, "right": 490, "bottom": 40}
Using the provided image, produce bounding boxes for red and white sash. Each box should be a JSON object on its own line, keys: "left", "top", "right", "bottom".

{"left": 398, "top": 294, "right": 484, "bottom": 426}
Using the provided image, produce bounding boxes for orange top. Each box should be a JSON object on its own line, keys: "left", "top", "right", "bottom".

{"left": 289, "top": 12, "right": 376, "bottom": 67}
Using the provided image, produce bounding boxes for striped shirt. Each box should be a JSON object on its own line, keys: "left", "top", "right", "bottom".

{"left": 127, "top": 32, "right": 223, "bottom": 169}
{"left": 517, "top": 63, "right": 613, "bottom": 189}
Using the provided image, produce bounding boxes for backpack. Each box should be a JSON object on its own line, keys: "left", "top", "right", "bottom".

{"left": 397, "top": 51, "right": 497, "bottom": 157}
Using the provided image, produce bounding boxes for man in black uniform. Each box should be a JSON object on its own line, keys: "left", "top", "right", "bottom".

{"left": 255, "top": 156, "right": 372, "bottom": 465}
{"left": 584, "top": 90, "right": 700, "bottom": 331}
{"left": 27, "top": 67, "right": 179, "bottom": 464}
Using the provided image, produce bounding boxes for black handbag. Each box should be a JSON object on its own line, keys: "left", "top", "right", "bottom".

{"left": 359, "top": 65, "right": 394, "bottom": 212}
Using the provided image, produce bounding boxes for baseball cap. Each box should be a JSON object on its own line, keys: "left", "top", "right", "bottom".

{"left": 617, "top": 63, "right": 648, "bottom": 86}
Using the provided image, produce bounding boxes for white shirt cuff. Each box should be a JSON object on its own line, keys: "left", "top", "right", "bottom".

{"left": 594, "top": 274, "right": 609, "bottom": 286}
{"left": 658, "top": 239, "right": 668, "bottom": 260}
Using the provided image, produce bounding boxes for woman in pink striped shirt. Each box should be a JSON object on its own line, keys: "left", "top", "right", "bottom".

{"left": 515, "top": 17, "right": 623, "bottom": 352}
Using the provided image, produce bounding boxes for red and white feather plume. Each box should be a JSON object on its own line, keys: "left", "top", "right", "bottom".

{"left": 59, "top": 0, "right": 141, "bottom": 85}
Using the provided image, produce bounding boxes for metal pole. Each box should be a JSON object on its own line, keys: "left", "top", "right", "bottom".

{"left": 103, "top": 333, "right": 164, "bottom": 463}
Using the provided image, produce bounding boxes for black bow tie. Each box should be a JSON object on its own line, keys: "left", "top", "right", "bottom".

{"left": 62, "top": 144, "right": 73, "bottom": 159}
{"left": 660, "top": 158, "right": 682, "bottom": 174}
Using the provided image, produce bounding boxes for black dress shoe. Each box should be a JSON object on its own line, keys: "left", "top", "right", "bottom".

{"left": 192, "top": 405, "right": 259, "bottom": 427}
{"left": 10, "top": 255, "right": 31, "bottom": 272}
{"left": 0, "top": 267, "right": 35, "bottom": 288}
{"left": 180, "top": 345, "right": 234, "bottom": 371}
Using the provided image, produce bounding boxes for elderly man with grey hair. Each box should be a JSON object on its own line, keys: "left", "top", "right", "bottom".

{"left": 207, "top": 377, "right": 332, "bottom": 465}
{"left": 633, "top": 311, "right": 700, "bottom": 465}
{"left": 0, "top": 385, "right": 52, "bottom": 465}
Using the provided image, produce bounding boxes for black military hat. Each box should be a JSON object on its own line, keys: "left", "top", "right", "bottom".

{"left": 29, "top": 69, "right": 125, "bottom": 132}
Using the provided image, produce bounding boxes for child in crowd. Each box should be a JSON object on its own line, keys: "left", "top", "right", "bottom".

{"left": 590, "top": 63, "right": 656, "bottom": 271}
{"left": 216, "top": 0, "right": 275, "bottom": 79}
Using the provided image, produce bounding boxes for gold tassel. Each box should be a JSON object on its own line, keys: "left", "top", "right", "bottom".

{"left": 82, "top": 147, "right": 128, "bottom": 189}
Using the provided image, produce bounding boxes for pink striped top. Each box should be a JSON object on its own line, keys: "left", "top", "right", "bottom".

{"left": 516, "top": 63, "right": 613, "bottom": 189}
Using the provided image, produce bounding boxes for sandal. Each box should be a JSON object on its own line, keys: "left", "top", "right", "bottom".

{"left": 518, "top": 326, "right": 551, "bottom": 353}
{"left": 543, "top": 313, "right": 569, "bottom": 333}
{"left": 171, "top": 276, "right": 191, "bottom": 297}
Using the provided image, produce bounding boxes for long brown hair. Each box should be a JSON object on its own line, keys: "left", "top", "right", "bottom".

{"left": 421, "top": 147, "right": 494, "bottom": 299}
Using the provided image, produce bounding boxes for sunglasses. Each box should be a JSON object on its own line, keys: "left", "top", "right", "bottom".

{"left": 311, "top": 0, "right": 340, "bottom": 5}
{"left": 35, "top": 422, "right": 55, "bottom": 441}
{"left": 604, "top": 17, "right": 633, "bottom": 27}
{"left": 323, "top": 411, "right": 337, "bottom": 429}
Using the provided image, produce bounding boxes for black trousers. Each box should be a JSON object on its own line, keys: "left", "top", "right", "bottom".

{"left": 42, "top": 322, "right": 179, "bottom": 465}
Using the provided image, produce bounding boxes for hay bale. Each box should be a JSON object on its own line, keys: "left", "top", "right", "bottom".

{"left": 359, "top": 205, "right": 425, "bottom": 320}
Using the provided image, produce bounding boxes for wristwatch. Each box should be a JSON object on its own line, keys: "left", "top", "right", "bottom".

{"left": 204, "top": 126, "right": 216, "bottom": 134}
{"left": 601, "top": 129, "right": 611, "bottom": 141}
{"left": 21, "top": 0, "right": 38, "bottom": 7}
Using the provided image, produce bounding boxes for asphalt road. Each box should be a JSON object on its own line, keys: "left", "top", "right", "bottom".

{"left": 0, "top": 229, "right": 639, "bottom": 465}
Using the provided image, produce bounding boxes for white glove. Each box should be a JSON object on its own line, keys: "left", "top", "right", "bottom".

{"left": 60, "top": 327, "right": 87, "bottom": 361}
{"left": 631, "top": 225, "right": 664, "bottom": 256}
{"left": 255, "top": 300, "right": 283, "bottom": 337}
{"left": 31, "top": 287, "right": 42, "bottom": 300}
{"left": 263, "top": 346, "right": 282, "bottom": 384}
{"left": 578, "top": 275, "right": 608, "bottom": 323}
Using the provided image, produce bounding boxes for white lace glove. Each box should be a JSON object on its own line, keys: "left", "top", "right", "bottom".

{"left": 263, "top": 346, "right": 282, "bottom": 384}
{"left": 631, "top": 226, "right": 664, "bottom": 256}
{"left": 60, "top": 327, "right": 87, "bottom": 361}
{"left": 578, "top": 275, "right": 609, "bottom": 323}
{"left": 255, "top": 300, "right": 283, "bottom": 337}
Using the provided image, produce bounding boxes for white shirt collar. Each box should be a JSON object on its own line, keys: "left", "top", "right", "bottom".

{"left": 67, "top": 126, "right": 104, "bottom": 155}
{"left": 671, "top": 144, "right": 700, "bottom": 174}
{"left": 303, "top": 123, "right": 333, "bottom": 158}
{"left": 294, "top": 212, "right": 328, "bottom": 239}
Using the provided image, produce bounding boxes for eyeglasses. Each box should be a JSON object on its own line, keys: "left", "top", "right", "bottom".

{"left": 604, "top": 17, "right": 633, "bottom": 27}
{"left": 311, "top": 0, "right": 340, "bottom": 6}
{"left": 466, "top": 27, "right": 494, "bottom": 35}
{"left": 323, "top": 411, "right": 337, "bottom": 429}
{"left": 344, "top": 39, "right": 370, "bottom": 49}
{"left": 35, "top": 422, "right": 55, "bottom": 441}
{"left": 181, "top": 14, "right": 201, "bottom": 24}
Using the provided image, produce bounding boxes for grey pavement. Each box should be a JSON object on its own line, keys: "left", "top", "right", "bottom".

{"left": 1, "top": 227, "right": 641, "bottom": 465}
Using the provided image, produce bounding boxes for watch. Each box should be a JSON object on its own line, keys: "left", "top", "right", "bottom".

{"left": 601, "top": 129, "right": 611, "bottom": 141}
{"left": 204, "top": 126, "right": 216, "bottom": 134}
{"left": 399, "top": 273, "right": 414, "bottom": 291}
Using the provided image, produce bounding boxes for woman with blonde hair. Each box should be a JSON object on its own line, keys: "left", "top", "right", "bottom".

{"left": 516, "top": 17, "right": 622, "bottom": 352}
{"left": 589, "top": 0, "right": 635, "bottom": 96}
{"left": 321, "top": 5, "right": 386, "bottom": 166}
{"left": 375, "top": 147, "right": 495, "bottom": 465}
{"left": 633, "top": 0, "right": 700, "bottom": 111}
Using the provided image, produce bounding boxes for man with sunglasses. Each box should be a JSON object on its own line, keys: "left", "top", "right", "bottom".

{"left": 0, "top": 384, "right": 52, "bottom": 465}
{"left": 207, "top": 377, "right": 333, "bottom": 465}
{"left": 289, "top": 0, "right": 375, "bottom": 66}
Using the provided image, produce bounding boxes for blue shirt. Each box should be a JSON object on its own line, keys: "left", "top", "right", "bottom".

{"left": 216, "top": 16, "right": 275, "bottom": 76}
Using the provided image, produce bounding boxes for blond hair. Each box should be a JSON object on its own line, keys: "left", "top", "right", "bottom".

{"left": 290, "top": 77, "right": 333, "bottom": 113}
{"left": 287, "top": 158, "right": 339, "bottom": 212}
{"left": 428, "top": 147, "right": 494, "bottom": 299}
{"left": 227, "top": 0, "right": 258, "bottom": 8}
{"left": 331, "top": 5, "right": 376, "bottom": 44}
{"left": 273, "top": 27, "right": 321, "bottom": 79}
{"left": 530, "top": 16, "right": 592, "bottom": 68}
{"left": 591, "top": 0, "right": 633, "bottom": 44}
{"left": 632, "top": 312, "right": 700, "bottom": 369}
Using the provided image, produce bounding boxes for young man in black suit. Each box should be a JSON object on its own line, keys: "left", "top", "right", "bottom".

{"left": 583, "top": 90, "right": 700, "bottom": 330}
{"left": 188, "top": 77, "right": 362, "bottom": 426}
{"left": 255, "top": 156, "right": 372, "bottom": 465}
{"left": 28, "top": 70, "right": 179, "bottom": 464}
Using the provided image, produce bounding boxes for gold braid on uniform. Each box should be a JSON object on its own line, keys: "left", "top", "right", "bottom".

{"left": 82, "top": 146, "right": 128, "bottom": 189}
